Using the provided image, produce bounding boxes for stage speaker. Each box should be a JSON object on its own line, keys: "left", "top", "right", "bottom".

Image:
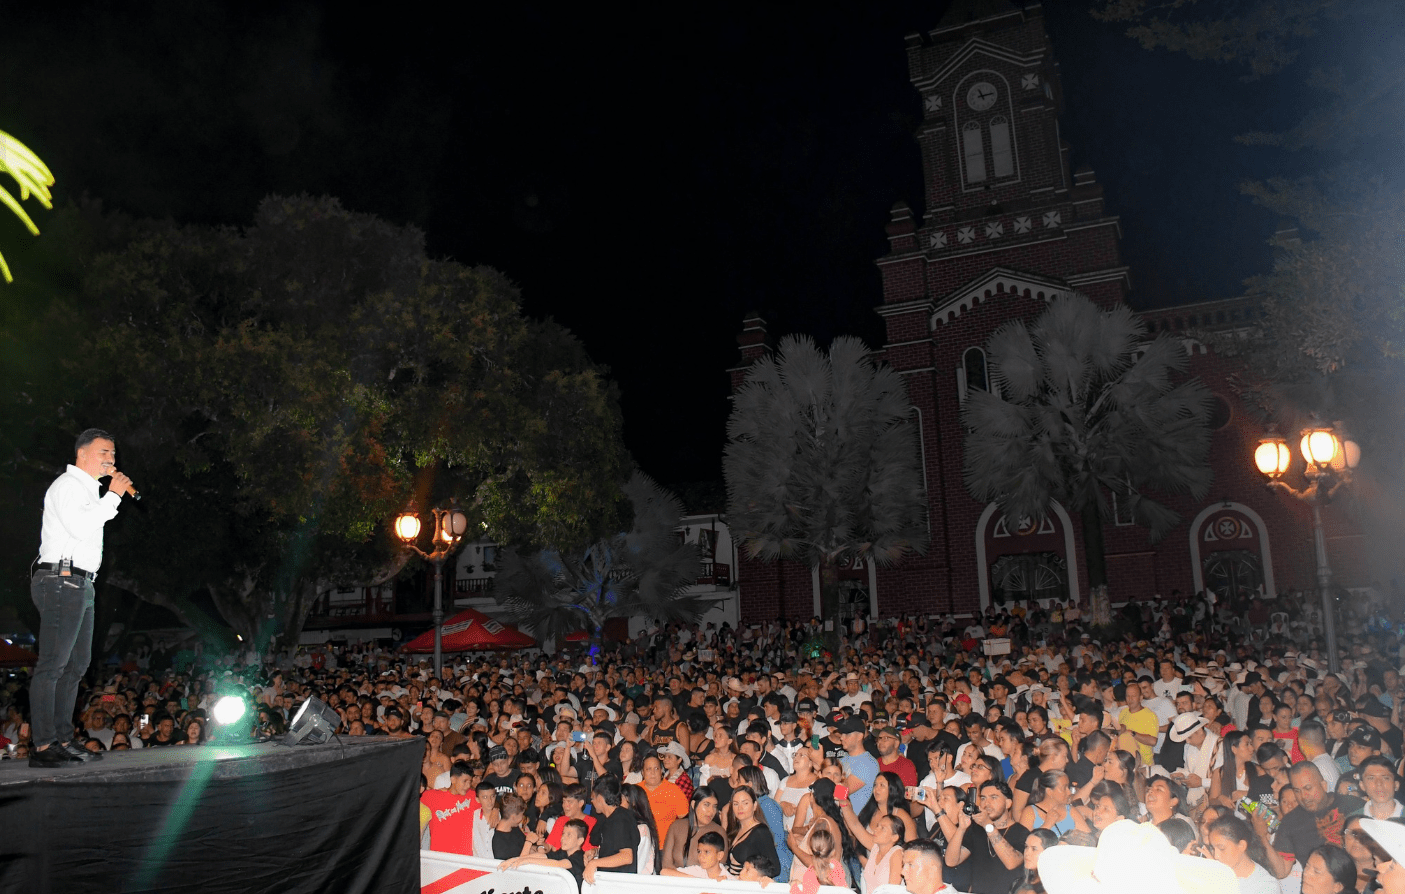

{"left": 283, "top": 697, "right": 342, "bottom": 745}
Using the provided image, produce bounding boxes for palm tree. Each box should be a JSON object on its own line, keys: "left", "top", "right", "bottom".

{"left": 724, "top": 334, "right": 927, "bottom": 648}
{"left": 494, "top": 471, "right": 716, "bottom": 658}
{"left": 962, "top": 292, "right": 1214, "bottom": 609}
{"left": 0, "top": 130, "right": 55, "bottom": 283}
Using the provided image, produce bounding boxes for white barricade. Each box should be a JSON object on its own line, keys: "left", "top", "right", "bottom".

{"left": 582, "top": 870, "right": 852, "bottom": 894}
{"left": 420, "top": 849, "right": 855, "bottom": 894}
{"left": 421, "top": 849, "right": 578, "bottom": 894}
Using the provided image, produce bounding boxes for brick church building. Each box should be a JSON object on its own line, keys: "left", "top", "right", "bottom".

{"left": 728, "top": 0, "right": 1366, "bottom": 622}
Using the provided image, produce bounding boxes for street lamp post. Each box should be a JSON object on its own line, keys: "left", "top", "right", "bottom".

{"left": 394, "top": 501, "right": 469, "bottom": 677}
{"left": 1253, "top": 423, "right": 1359, "bottom": 674}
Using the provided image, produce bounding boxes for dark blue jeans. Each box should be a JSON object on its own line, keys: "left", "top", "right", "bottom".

{"left": 30, "top": 569, "right": 95, "bottom": 746}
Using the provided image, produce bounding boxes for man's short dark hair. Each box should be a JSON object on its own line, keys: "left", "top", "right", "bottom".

{"left": 593, "top": 773, "right": 623, "bottom": 807}
{"left": 75, "top": 428, "right": 114, "bottom": 452}
{"left": 563, "top": 818, "right": 589, "bottom": 840}
{"left": 697, "top": 830, "right": 726, "bottom": 851}
{"left": 979, "top": 779, "right": 1013, "bottom": 799}
{"left": 744, "top": 854, "right": 779, "bottom": 878}
{"left": 904, "top": 838, "right": 942, "bottom": 862}
{"left": 450, "top": 763, "right": 474, "bottom": 780}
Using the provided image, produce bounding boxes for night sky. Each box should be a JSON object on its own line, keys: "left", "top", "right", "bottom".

{"left": 0, "top": 1, "right": 1308, "bottom": 500}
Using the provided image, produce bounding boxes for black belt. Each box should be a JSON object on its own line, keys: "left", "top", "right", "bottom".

{"left": 36, "top": 562, "right": 97, "bottom": 582}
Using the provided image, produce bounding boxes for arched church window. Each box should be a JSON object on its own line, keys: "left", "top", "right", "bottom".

{"left": 989, "top": 116, "right": 1014, "bottom": 178}
{"left": 962, "top": 122, "right": 986, "bottom": 184}
{"left": 963, "top": 346, "right": 989, "bottom": 394}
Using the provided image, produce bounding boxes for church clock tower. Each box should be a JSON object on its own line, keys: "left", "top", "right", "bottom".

{"left": 873, "top": 0, "right": 1130, "bottom": 615}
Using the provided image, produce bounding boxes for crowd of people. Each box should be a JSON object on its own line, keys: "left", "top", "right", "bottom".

{"left": 6, "top": 587, "right": 1405, "bottom": 894}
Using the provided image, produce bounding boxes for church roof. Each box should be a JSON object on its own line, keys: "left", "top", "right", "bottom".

{"left": 937, "top": 0, "right": 1022, "bottom": 28}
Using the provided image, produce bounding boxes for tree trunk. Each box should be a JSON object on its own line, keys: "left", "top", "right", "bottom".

{"left": 819, "top": 560, "right": 842, "bottom": 656}
{"left": 1079, "top": 502, "right": 1107, "bottom": 595}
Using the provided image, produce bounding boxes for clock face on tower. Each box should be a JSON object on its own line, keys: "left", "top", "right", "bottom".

{"left": 966, "top": 82, "right": 998, "bottom": 111}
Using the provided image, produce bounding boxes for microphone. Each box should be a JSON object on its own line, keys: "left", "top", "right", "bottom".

{"left": 103, "top": 468, "right": 141, "bottom": 501}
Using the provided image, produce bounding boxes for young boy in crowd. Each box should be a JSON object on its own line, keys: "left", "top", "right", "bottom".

{"left": 499, "top": 817, "right": 589, "bottom": 891}
{"left": 661, "top": 830, "right": 730, "bottom": 881}
{"left": 491, "top": 793, "right": 529, "bottom": 859}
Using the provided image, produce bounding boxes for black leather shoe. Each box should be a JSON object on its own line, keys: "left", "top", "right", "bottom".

{"left": 29, "top": 744, "right": 81, "bottom": 768}
{"left": 58, "top": 740, "right": 102, "bottom": 762}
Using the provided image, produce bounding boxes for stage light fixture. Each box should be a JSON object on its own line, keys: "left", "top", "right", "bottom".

{"left": 283, "top": 697, "right": 342, "bottom": 746}
{"left": 213, "top": 696, "right": 247, "bottom": 725}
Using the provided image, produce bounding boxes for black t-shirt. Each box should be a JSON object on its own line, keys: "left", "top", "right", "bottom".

{"left": 1273, "top": 794, "right": 1365, "bottom": 865}
{"left": 958, "top": 821, "right": 1029, "bottom": 894}
{"left": 492, "top": 827, "right": 526, "bottom": 860}
{"left": 821, "top": 734, "right": 847, "bottom": 766}
{"left": 1014, "top": 770, "right": 1037, "bottom": 795}
{"left": 484, "top": 770, "right": 521, "bottom": 797}
{"left": 590, "top": 806, "right": 640, "bottom": 873}
{"left": 1067, "top": 756, "right": 1095, "bottom": 788}
{"left": 547, "top": 848, "right": 586, "bottom": 889}
{"left": 1383, "top": 725, "right": 1403, "bottom": 761}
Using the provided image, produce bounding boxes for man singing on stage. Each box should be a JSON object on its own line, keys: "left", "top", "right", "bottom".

{"left": 29, "top": 428, "right": 136, "bottom": 768}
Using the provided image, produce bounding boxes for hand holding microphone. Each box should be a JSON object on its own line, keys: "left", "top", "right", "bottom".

{"left": 102, "top": 464, "right": 141, "bottom": 500}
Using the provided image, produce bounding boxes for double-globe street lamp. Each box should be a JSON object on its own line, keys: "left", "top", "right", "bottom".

{"left": 1253, "top": 422, "right": 1361, "bottom": 674}
{"left": 394, "top": 501, "right": 469, "bottom": 676}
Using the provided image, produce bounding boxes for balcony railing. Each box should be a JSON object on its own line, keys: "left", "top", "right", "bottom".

{"left": 455, "top": 577, "right": 494, "bottom": 594}
{"left": 699, "top": 561, "right": 730, "bottom": 586}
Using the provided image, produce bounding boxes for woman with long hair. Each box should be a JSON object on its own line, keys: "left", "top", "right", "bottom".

{"left": 843, "top": 811, "right": 905, "bottom": 894}
{"left": 788, "top": 778, "right": 858, "bottom": 881}
{"left": 776, "top": 745, "right": 819, "bottom": 831}
{"left": 1007, "top": 739, "right": 1037, "bottom": 819}
{"left": 1343, "top": 815, "right": 1379, "bottom": 893}
{"left": 1102, "top": 748, "right": 1142, "bottom": 815}
{"left": 1210, "top": 731, "right": 1261, "bottom": 810}
{"left": 1020, "top": 828, "right": 1060, "bottom": 894}
{"left": 1144, "top": 775, "right": 1187, "bottom": 826}
{"left": 1086, "top": 780, "right": 1135, "bottom": 833}
{"left": 614, "top": 740, "right": 645, "bottom": 785}
{"left": 1302, "top": 844, "right": 1359, "bottom": 894}
{"left": 723, "top": 785, "right": 779, "bottom": 878}
{"left": 1018, "top": 770, "right": 1089, "bottom": 837}
{"left": 699, "top": 725, "right": 738, "bottom": 788}
{"left": 622, "top": 782, "right": 661, "bottom": 875}
{"left": 532, "top": 781, "right": 565, "bottom": 839}
{"left": 1206, "top": 814, "right": 1279, "bottom": 894}
{"left": 737, "top": 764, "right": 794, "bottom": 878}
{"left": 855, "top": 771, "right": 917, "bottom": 841}
{"left": 661, "top": 788, "right": 727, "bottom": 870}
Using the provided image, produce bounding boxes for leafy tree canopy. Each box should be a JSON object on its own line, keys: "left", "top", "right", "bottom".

{"left": 0, "top": 196, "right": 628, "bottom": 650}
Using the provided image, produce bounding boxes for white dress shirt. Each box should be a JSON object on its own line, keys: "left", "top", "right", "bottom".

{"left": 39, "top": 464, "right": 123, "bottom": 570}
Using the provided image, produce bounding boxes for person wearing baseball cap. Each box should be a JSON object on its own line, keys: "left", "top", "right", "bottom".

{"left": 1348, "top": 725, "right": 1385, "bottom": 767}
{"left": 838, "top": 714, "right": 879, "bottom": 813}
{"left": 1357, "top": 697, "right": 1404, "bottom": 760}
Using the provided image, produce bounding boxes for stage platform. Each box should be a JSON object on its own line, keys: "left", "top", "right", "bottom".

{"left": 0, "top": 736, "right": 422, "bottom": 894}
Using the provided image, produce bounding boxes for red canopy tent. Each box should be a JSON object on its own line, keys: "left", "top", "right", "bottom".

{"left": 400, "top": 608, "right": 536, "bottom": 653}
{"left": 0, "top": 642, "right": 39, "bottom": 667}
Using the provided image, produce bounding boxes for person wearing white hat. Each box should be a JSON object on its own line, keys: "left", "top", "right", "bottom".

{"left": 1361, "top": 818, "right": 1405, "bottom": 894}
{"left": 1038, "top": 818, "right": 1236, "bottom": 894}
{"left": 1168, "top": 712, "right": 1220, "bottom": 807}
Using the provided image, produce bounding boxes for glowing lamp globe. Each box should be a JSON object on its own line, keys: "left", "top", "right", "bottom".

{"left": 1332, "top": 439, "right": 1361, "bottom": 472}
{"left": 447, "top": 504, "right": 469, "bottom": 539}
{"left": 213, "top": 695, "right": 247, "bottom": 725}
{"left": 1254, "top": 438, "right": 1291, "bottom": 479}
{"left": 1300, "top": 428, "right": 1340, "bottom": 468}
{"left": 394, "top": 512, "right": 421, "bottom": 543}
